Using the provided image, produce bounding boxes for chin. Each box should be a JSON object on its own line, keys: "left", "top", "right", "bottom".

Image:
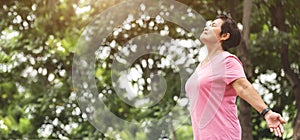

{"left": 199, "top": 35, "right": 207, "bottom": 44}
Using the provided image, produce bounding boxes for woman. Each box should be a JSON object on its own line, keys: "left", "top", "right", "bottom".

{"left": 185, "top": 15, "right": 286, "bottom": 140}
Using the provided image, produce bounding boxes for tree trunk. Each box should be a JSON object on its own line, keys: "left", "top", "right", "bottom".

{"left": 267, "top": 0, "right": 300, "bottom": 139}
{"left": 237, "top": 0, "right": 254, "bottom": 140}
{"left": 294, "top": 93, "right": 300, "bottom": 140}
{"left": 281, "top": 35, "right": 300, "bottom": 140}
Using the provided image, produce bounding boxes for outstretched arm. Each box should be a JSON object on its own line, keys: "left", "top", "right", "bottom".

{"left": 232, "top": 77, "right": 286, "bottom": 137}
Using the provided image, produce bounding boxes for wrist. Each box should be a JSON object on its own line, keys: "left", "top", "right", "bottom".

{"left": 261, "top": 107, "right": 271, "bottom": 118}
{"left": 260, "top": 107, "right": 271, "bottom": 117}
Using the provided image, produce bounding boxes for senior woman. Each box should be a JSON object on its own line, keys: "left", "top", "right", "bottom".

{"left": 185, "top": 15, "right": 286, "bottom": 140}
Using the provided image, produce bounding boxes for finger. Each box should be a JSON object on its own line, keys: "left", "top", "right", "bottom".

{"left": 277, "top": 127, "right": 282, "bottom": 137}
{"left": 279, "top": 124, "right": 284, "bottom": 133}
{"left": 275, "top": 127, "right": 280, "bottom": 137}
{"left": 279, "top": 117, "right": 286, "bottom": 124}
{"left": 273, "top": 128, "right": 278, "bottom": 136}
{"left": 270, "top": 128, "right": 274, "bottom": 133}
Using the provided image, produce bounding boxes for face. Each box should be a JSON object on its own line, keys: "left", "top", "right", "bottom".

{"left": 200, "top": 18, "right": 224, "bottom": 44}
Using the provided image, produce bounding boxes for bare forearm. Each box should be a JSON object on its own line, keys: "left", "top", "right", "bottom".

{"left": 238, "top": 85, "right": 268, "bottom": 113}
{"left": 232, "top": 78, "right": 268, "bottom": 113}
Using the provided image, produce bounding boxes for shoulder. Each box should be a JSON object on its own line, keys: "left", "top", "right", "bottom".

{"left": 222, "top": 51, "right": 243, "bottom": 65}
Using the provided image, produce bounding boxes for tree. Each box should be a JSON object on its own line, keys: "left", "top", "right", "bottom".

{"left": 238, "top": 0, "right": 254, "bottom": 140}
{"left": 0, "top": 0, "right": 299, "bottom": 139}
{"left": 0, "top": 0, "right": 113, "bottom": 139}
{"left": 266, "top": 1, "right": 300, "bottom": 139}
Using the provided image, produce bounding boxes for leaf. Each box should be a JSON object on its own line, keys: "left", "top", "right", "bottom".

{"left": 18, "top": 117, "right": 33, "bottom": 133}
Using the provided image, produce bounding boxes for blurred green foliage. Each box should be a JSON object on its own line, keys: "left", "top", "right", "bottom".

{"left": 0, "top": 0, "right": 299, "bottom": 139}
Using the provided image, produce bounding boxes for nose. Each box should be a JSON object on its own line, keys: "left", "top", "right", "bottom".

{"left": 204, "top": 26, "right": 209, "bottom": 31}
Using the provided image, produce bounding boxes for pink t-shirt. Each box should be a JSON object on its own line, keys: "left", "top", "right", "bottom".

{"left": 185, "top": 51, "right": 246, "bottom": 140}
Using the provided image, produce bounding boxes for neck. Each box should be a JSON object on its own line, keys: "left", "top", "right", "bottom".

{"left": 205, "top": 43, "right": 224, "bottom": 59}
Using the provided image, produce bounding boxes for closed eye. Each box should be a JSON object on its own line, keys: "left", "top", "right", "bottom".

{"left": 211, "top": 23, "right": 217, "bottom": 27}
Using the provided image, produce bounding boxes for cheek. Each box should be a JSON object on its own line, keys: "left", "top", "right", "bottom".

{"left": 200, "top": 31, "right": 218, "bottom": 42}
{"left": 213, "top": 29, "right": 221, "bottom": 38}
{"left": 207, "top": 29, "right": 219, "bottom": 40}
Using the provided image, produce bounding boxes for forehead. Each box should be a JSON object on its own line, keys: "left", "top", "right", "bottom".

{"left": 212, "top": 18, "right": 224, "bottom": 26}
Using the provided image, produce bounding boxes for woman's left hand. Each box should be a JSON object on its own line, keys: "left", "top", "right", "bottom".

{"left": 264, "top": 110, "right": 286, "bottom": 137}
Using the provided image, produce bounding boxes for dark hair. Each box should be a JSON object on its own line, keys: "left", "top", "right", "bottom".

{"left": 216, "top": 15, "right": 241, "bottom": 51}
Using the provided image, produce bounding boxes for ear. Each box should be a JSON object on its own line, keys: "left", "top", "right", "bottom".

{"left": 220, "top": 33, "right": 230, "bottom": 41}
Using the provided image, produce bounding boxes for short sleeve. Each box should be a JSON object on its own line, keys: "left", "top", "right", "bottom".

{"left": 224, "top": 55, "right": 246, "bottom": 85}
